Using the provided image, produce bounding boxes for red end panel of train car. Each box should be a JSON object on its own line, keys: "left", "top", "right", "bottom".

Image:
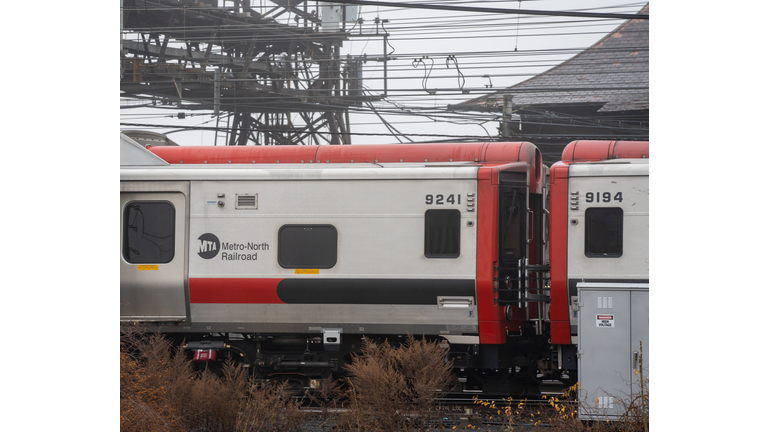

{"left": 148, "top": 145, "right": 320, "bottom": 164}
{"left": 476, "top": 167, "right": 505, "bottom": 344}
{"left": 477, "top": 162, "right": 538, "bottom": 344}
{"left": 561, "top": 140, "right": 649, "bottom": 162}
{"left": 484, "top": 141, "right": 544, "bottom": 194}
{"left": 548, "top": 162, "right": 572, "bottom": 345}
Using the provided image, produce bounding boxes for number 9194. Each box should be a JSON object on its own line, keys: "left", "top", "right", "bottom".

{"left": 585, "top": 192, "right": 623, "bottom": 203}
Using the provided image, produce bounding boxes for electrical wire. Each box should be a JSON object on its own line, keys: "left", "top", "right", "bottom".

{"left": 120, "top": 0, "right": 648, "bottom": 144}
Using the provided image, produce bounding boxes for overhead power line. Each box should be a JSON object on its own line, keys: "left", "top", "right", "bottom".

{"left": 319, "top": 0, "right": 648, "bottom": 20}
{"left": 120, "top": 1, "right": 648, "bottom": 145}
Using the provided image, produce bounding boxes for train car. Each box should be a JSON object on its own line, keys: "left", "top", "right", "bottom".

{"left": 121, "top": 138, "right": 551, "bottom": 394}
{"left": 120, "top": 136, "right": 648, "bottom": 396}
{"left": 547, "top": 140, "right": 649, "bottom": 385}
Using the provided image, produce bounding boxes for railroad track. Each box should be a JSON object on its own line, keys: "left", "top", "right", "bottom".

{"left": 296, "top": 388, "right": 576, "bottom": 431}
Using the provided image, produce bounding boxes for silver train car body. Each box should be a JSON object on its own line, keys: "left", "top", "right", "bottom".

{"left": 120, "top": 136, "right": 648, "bottom": 397}
{"left": 121, "top": 163, "right": 482, "bottom": 339}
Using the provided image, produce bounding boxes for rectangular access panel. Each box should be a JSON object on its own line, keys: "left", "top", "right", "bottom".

{"left": 577, "top": 282, "right": 649, "bottom": 421}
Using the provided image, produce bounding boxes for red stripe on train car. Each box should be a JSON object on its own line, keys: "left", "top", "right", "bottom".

{"left": 189, "top": 278, "right": 285, "bottom": 304}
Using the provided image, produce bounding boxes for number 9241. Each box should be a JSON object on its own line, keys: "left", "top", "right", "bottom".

{"left": 425, "top": 194, "right": 460, "bottom": 205}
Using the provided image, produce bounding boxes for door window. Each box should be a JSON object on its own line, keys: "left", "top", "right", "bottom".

{"left": 123, "top": 201, "right": 176, "bottom": 263}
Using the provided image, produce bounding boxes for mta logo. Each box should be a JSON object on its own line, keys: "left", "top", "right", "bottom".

{"left": 197, "top": 233, "right": 220, "bottom": 259}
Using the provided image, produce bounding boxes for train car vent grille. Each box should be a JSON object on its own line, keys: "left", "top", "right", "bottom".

{"left": 235, "top": 194, "right": 258, "bottom": 209}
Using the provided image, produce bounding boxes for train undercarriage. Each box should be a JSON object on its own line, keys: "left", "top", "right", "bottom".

{"left": 155, "top": 324, "right": 576, "bottom": 397}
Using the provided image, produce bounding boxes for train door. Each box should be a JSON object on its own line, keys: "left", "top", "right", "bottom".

{"left": 496, "top": 165, "right": 550, "bottom": 336}
{"left": 497, "top": 171, "right": 528, "bottom": 307}
{"left": 120, "top": 182, "right": 189, "bottom": 321}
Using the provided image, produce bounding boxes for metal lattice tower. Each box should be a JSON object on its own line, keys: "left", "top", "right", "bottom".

{"left": 121, "top": 0, "right": 378, "bottom": 145}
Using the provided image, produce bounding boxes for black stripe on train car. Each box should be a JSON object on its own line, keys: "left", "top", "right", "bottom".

{"left": 276, "top": 279, "right": 476, "bottom": 305}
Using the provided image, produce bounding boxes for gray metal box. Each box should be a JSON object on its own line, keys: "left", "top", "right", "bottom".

{"left": 577, "top": 282, "right": 648, "bottom": 420}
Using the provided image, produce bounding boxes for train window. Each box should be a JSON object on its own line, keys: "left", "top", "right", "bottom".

{"left": 424, "top": 209, "right": 461, "bottom": 258}
{"left": 122, "top": 201, "right": 175, "bottom": 264}
{"left": 499, "top": 188, "right": 525, "bottom": 265}
{"left": 278, "top": 225, "right": 337, "bottom": 269}
{"left": 585, "top": 207, "right": 623, "bottom": 257}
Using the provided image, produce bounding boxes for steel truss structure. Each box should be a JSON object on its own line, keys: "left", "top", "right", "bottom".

{"left": 121, "top": 0, "right": 378, "bottom": 145}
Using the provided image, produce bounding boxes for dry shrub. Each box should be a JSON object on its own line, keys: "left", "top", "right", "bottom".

{"left": 566, "top": 375, "right": 649, "bottom": 432}
{"left": 120, "top": 328, "right": 185, "bottom": 432}
{"left": 234, "top": 381, "right": 304, "bottom": 432}
{"left": 476, "top": 378, "right": 649, "bottom": 432}
{"left": 474, "top": 395, "right": 533, "bottom": 431}
{"left": 166, "top": 361, "right": 245, "bottom": 432}
{"left": 539, "top": 384, "right": 587, "bottom": 431}
{"left": 587, "top": 380, "right": 649, "bottom": 432}
{"left": 304, "top": 377, "right": 348, "bottom": 427}
{"left": 340, "top": 335, "right": 453, "bottom": 431}
{"left": 120, "top": 327, "right": 303, "bottom": 432}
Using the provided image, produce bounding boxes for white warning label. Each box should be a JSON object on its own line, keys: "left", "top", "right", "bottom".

{"left": 596, "top": 314, "right": 615, "bottom": 328}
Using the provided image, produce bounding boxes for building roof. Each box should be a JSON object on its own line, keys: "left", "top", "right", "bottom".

{"left": 451, "top": 3, "right": 648, "bottom": 113}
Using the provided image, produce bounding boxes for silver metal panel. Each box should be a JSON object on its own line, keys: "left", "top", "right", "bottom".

{"left": 567, "top": 163, "right": 649, "bottom": 281}
{"left": 323, "top": 328, "right": 342, "bottom": 350}
{"left": 187, "top": 178, "right": 477, "bottom": 279}
{"left": 578, "top": 289, "right": 631, "bottom": 419}
{"left": 438, "top": 296, "right": 474, "bottom": 309}
{"left": 568, "top": 159, "right": 649, "bottom": 177}
{"left": 120, "top": 133, "right": 169, "bottom": 166}
{"left": 120, "top": 183, "right": 189, "bottom": 321}
{"left": 441, "top": 335, "right": 480, "bottom": 345}
{"left": 120, "top": 167, "right": 481, "bottom": 331}
{"left": 578, "top": 282, "right": 649, "bottom": 290}
{"left": 631, "top": 290, "right": 649, "bottom": 390}
{"left": 120, "top": 164, "right": 481, "bottom": 182}
{"left": 578, "top": 283, "right": 649, "bottom": 421}
{"left": 153, "top": 321, "right": 477, "bottom": 336}
{"left": 189, "top": 303, "right": 478, "bottom": 330}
